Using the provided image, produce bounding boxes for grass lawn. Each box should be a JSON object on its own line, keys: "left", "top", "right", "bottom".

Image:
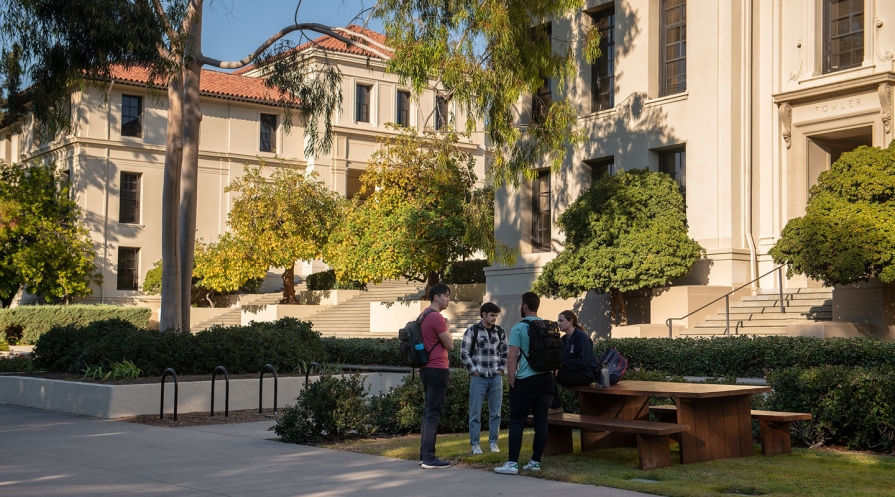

{"left": 323, "top": 429, "right": 895, "bottom": 497}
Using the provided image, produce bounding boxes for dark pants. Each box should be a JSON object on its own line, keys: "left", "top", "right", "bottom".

{"left": 419, "top": 367, "right": 450, "bottom": 462}
{"left": 508, "top": 372, "right": 554, "bottom": 463}
{"left": 552, "top": 366, "right": 593, "bottom": 408}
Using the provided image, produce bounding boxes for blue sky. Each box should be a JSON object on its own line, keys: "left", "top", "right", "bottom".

{"left": 201, "top": 0, "right": 384, "bottom": 69}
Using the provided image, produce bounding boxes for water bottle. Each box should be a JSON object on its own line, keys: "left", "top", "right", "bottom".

{"left": 599, "top": 361, "right": 610, "bottom": 388}
{"left": 414, "top": 343, "right": 429, "bottom": 365}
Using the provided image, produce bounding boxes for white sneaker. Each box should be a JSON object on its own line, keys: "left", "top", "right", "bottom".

{"left": 522, "top": 460, "right": 541, "bottom": 471}
{"left": 494, "top": 461, "right": 519, "bottom": 475}
{"left": 471, "top": 444, "right": 483, "bottom": 455}
{"left": 490, "top": 442, "right": 500, "bottom": 453}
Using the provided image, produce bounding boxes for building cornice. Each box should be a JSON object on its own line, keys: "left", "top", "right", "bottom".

{"left": 773, "top": 72, "right": 895, "bottom": 105}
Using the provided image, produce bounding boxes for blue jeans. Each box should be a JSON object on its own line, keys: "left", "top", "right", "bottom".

{"left": 419, "top": 367, "right": 450, "bottom": 463}
{"left": 468, "top": 374, "right": 503, "bottom": 445}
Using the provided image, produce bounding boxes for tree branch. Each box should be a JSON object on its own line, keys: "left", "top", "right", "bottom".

{"left": 151, "top": 0, "right": 177, "bottom": 42}
{"left": 200, "top": 23, "right": 392, "bottom": 69}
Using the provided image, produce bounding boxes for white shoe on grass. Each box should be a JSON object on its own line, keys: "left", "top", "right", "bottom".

{"left": 522, "top": 460, "right": 541, "bottom": 471}
{"left": 471, "top": 444, "right": 483, "bottom": 455}
{"left": 494, "top": 461, "right": 519, "bottom": 475}
{"left": 490, "top": 442, "right": 500, "bottom": 453}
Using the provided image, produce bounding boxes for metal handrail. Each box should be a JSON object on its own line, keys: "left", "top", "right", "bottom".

{"left": 305, "top": 361, "right": 323, "bottom": 387}
{"left": 211, "top": 366, "right": 229, "bottom": 417}
{"left": 160, "top": 368, "right": 178, "bottom": 420}
{"left": 666, "top": 265, "right": 787, "bottom": 338}
{"left": 259, "top": 364, "right": 278, "bottom": 414}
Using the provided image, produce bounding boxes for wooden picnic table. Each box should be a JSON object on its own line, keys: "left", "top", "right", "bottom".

{"left": 567, "top": 380, "right": 772, "bottom": 464}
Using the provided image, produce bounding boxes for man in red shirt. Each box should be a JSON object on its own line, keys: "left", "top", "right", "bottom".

{"left": 419, "top": 283, "right": 454, "bottom": 469}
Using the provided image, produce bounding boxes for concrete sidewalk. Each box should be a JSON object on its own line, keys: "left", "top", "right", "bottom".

{"left": 0, "top": 405, "right": 657, "bottom": 497}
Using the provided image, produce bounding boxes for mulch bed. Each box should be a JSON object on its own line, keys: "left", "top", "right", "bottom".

{"left": 119, "top": 408, "right": 284, "bottom": 428}
{"left": 11, "top": 371, "right": 309, "bottom": 385}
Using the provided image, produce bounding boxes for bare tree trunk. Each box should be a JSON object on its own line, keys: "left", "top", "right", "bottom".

{"left": 281, "top": 263, "right": 297, "bottom": 304}
{"left": 178, "top": 1, "right": 203, "bottom": 331}
{"left": 610, "top": 289, "right": 628, "bottom": 326}
{"left": 159, "top": 72, "right": 184, "bottom": 331}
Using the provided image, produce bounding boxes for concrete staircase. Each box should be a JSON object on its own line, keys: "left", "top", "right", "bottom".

{"left": 309, "top": 280, "right": 427, "bottom": 337}
{"left": 189, "top": 293, "right": 282, "bottom": 333}
{"left": 683, "top": 287, "right": 833, "bottom": 337}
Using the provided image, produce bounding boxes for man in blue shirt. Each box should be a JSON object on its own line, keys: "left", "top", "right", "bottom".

{"left": 494, "top": 292, "right": 554, "bottom": 475}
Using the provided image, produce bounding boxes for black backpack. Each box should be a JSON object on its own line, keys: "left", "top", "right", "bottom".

{"left": 520, "top": 320, "right": 563, "bottom": 372}
{"left": 398, "top": 308, "right": 439, "bottom": 368}
{"left": 598, "top": 347, "right": 629, "bottom": 384}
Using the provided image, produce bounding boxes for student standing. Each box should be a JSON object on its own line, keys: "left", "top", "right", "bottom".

{"left": 460, "top": 302, "right": 508, "bottom": 454}
{"left": 418, "top": 283, "right": 454, "bottom": 469}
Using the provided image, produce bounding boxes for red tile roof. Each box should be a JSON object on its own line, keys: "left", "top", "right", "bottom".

{"left": 233, "top": 25, "right": 389, "bottom": 76}
{"left": 108, "top": 65, "right": 290, "bottom": 105}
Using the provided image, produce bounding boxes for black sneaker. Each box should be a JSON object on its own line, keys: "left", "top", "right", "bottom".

{"left": 421, "top": 458, "right": 451, "bottom": 469}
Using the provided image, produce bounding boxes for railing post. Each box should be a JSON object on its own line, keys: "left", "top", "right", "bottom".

{"left": 725, "top": 295, "right": 730, "bottom": 335}
{"left": 160, "top": 368, "right": 178, "bottom": 421}
{"left": 778, "top": 266, "right": 786, "bottom": 313}
{"left": 305, "top": 361, "right": 323, "bottom": 387}
{"left": 666, "top": 318, "right": 673, "bottom": 338}
{"left": 211, "top": 366, "right": 229, "bottom": 417}
{"left": 259, "top": 364, "right": 278, "bottom": 414}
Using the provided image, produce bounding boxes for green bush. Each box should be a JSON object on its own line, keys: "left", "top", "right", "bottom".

{"left": 0, "top": 305, "right": 152, "bottom": 345}
{"left": 272, "top": 373, "right": 371, "bottom": 444}
{"left": 443, "top": 259, "right": 488, "bottom": 284}
{"left": 305, "top": 269, "right": 366, "bottom": 291}
{"left": 322, "top": 337, "right": 473, "bottom": 370}
{"left": 33, "top": 317, "right": 324, "bottom": 376}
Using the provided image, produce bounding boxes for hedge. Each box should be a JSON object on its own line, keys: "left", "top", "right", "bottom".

{"left": 304, "top": 269, "right": 366, "bottom": 291}
{"left": 322, "top": 337, "right": 471, "bottom": 369}
{"left": 33, "top": 317, "right": 323, "bottom": 376}
{"left": 0, "top": 305, "right": 152, "bottom": 345}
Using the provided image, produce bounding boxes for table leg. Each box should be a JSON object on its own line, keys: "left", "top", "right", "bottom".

{"left": 677, "top": 395, "right": 753, "bottom": 463}
{"left": 577, "top": 394, "right": 649, "bottom": 451}
{"left": 544, "top": 424, "right": 574, "bottom": 456}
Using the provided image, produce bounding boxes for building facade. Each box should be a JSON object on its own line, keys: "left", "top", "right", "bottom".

{"left": 486, "top": 0, "right": 895, "bottom": 332}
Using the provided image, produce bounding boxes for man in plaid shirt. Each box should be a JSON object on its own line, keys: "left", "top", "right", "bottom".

{"left": 460, "top": 302, "right": 509, "bottom": 454}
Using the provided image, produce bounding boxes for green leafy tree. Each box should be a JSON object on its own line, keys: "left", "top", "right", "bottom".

{"left": 2, "top": 0, "right": 599, "bottom": 328}
{"left": 224, "top": 163, "right": 344, "bottom": 303}
{"left": 0, "top": 160, "right": 101, "bottom": 307}
{"left": 770, "top": 144, "right": 895, "bottom": 285}
{"left": 326, "top": 126, "right": 514, "bottom": 289}
{"left": 532, "top": 169, "right": 704, "bottom": 325}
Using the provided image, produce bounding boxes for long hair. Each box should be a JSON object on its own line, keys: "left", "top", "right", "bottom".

{"left": 560, "top": 310, "right": 584, "bottom": 333}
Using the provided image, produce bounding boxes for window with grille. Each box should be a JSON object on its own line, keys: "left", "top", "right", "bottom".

{"left": 435, "top": 97, "right": 449, "bottom": 130}
{"left": 591, "top": 7, "right": 616, "bottom": 112}
{"left": 117, "top": 247, "right": 140, "bottom": 290}
{"left": 356, "top": 84, "right": 372, "bottom": 122}
{"left": 660, "top": 0, "right": 687, "bottom": 96}
{"left": 532, "top": 171, "right": 551, "bottom": 252}
{"left": 396, "top": 90, "right": 411, "bottom": 127}
{"left": 659, "top": 147, "right": 686, "bottom": 201}
{"left": 260, "top": 114, "right": 277, "bottom": 152}
{"left": 119, "top": 172, "right": 141, "bottom": 224}
{"left": 585, "top": 157, "right": 615, "bottom": 183}
{"left": 121, "top": 95, "right": 142, "bottom": 137}
{"left": 824, "top": 0, "right": 864, "bottom": 73}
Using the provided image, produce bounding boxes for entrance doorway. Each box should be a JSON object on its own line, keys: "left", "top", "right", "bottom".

{"left": 806, "top": 126, "right": 872, "bottom": 189}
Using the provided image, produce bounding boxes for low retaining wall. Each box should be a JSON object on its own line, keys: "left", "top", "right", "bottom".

{"left": 0, "top": 372, "right": 407, "bottom": 419}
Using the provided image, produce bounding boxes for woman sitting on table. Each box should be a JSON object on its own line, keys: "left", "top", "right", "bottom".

{"left": 550, "top": 310, "right": 600, "bottom": 412}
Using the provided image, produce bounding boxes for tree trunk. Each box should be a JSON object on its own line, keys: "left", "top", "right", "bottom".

{"left": 178, "top": 1, "right": 203, "bottom": 331}
{"left": 281, "top": 263, "right": 298, "bottom": 304}
{"left": 159, "top": 72, "right": 185, "bottom": 331}
{"left": 610, "top": 289, "right": 628, "bottom": 326}
{"left": 425, "top": 270, "right": 440, "bottom": 298}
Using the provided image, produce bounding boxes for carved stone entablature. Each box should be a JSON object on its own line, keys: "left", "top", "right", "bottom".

{"left": 778, "top": 102, "right": 792, "bottom": 149}
{"left": 879, "top": 82, "right": 894, "bottom": 134}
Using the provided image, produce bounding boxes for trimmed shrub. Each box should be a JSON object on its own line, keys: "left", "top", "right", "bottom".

{"left": 33, "top": 317, "right": 323, "bottom": 376}
{"left": 0, "top": 305, "right": 152, "bottom": 345}
{"left": 305, "top": 269, "right": 366, "bottom": 291}
{"left": 272, "top": 373, "right": 371, "bottom": 444}
{"left": 443, "top": 259, "right": 488, "bottom": 285}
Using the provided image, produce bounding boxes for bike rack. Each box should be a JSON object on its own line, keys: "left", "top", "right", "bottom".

{"left": 160, "top": 368, "right": 178, "bottom": 420}
{"left": 259, "top": 364, "right": 278, "bottom": 414}
{"left": 210, "top": 365, "right": 229, "bottom": 417}
{"left": 305, "top": 361, "right": 323, "bottom": 387}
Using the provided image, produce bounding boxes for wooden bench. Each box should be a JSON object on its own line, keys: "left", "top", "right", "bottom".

{"left": 541, "top": 412, "right": 689, "bottom": 470}
{"left": 648, "top": 405, "right": 812, "bottom": 456}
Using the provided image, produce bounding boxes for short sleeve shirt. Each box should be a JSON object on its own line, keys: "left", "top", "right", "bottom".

{"left": 509, "top": 317, "right": 545, "bottom": 380}
{"left": 420, "top": 309, "right": 449, "bottom": 369}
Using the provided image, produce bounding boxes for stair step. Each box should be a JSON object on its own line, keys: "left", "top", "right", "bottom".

{"left": 732, "top": 299, "right": 832, "bottom": 308}
{"left": 705, "top": 311, "right": 833, "bottom": 321}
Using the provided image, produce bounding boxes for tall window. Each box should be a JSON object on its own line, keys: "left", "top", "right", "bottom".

{"left": 435, "top": 97, "right": 449, "bottom": 130}
{"left": 396, "top": 90, "right": 411, "bottom": 127}
{"left": 824, "top": 0, "right": 864, "bottom": 73}
{"left": 532, "top": 77, "right": 551, "bottom": 123}
{"left": 117, "top": 247, "right": 140, "bottom": 290}
{"left": 532, "top": 171, "right": 551, "bottom": 252}
{"left": 585, "top": 157, "right": 615, "bottom": 183}
{"left": 260, "top": 114, "right": 277, "bottom": 152}
{"left": 356, "top": 84, "right": 372, "bottom": 122}
{"left": 660, "top": 0, "right": 687, "bottom": 96}
{"left": 119, "top": 172, "right": 141, "bottom": 224}
{"left": 121, "top": 95, "right": 142, "bottom": 137}
{"left": 659, "top": 147, "right": 686, "bottom": 200}
{"left": 591, "top": 7, "right": 615, "bottom": 112}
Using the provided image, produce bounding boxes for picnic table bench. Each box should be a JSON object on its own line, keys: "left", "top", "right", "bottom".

{"left": 542, "top": 412, "right": 689, "bottom": 470}
{"left": 649, "top": 404, "right": 812, "bottom": 455}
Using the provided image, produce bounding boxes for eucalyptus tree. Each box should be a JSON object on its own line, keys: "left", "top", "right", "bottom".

{"left": 1, "top": 0, "right": 600, "bottom": 329}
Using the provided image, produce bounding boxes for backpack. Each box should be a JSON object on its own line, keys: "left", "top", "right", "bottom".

{"left": 598, "top": 347, "right": 628, "bottom": 385}
{"left": 398, "top": 308, "right": 439, "bottom": 368}
{"left": 520, "top": 320, "right": 563, "bottom": 372}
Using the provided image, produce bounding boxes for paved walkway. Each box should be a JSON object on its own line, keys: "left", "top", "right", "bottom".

{"left": 0, "top": 404, "right": 656, "bottom": 497}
